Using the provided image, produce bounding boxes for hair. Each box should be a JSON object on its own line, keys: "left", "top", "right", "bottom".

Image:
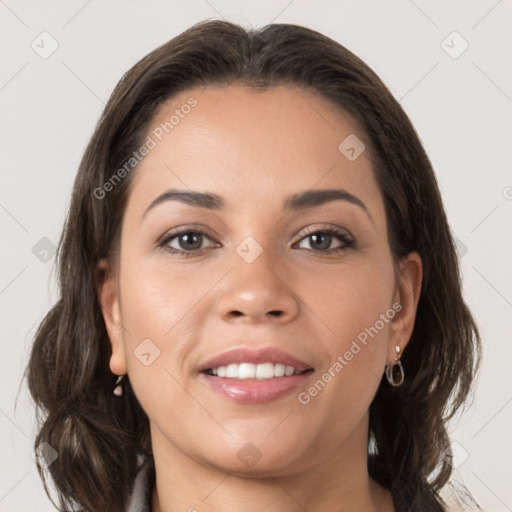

{"left": 25, "top": 19, "right": 481, "bottom": 512}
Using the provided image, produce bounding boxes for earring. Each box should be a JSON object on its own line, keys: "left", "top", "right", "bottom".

{"left": 385, "top": 346, "right": 404, "bottom": 387}
{"left": 113, "top": 375, "right": 124, "bottom": 396}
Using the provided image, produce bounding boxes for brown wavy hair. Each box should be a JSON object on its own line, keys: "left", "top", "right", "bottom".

{"left": 25, "top": 19, "right": 481, "bottom": 511}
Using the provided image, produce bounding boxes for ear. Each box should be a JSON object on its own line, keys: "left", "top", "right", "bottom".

{"left": 387, "top": 251, "right": 423, "bottom": 364}
{"left": 96, "top": 259, "right": 127, "bottom": 375}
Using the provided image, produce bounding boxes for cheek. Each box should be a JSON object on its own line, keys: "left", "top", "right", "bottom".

{"left": 298, "top": 253, "right": 395, "bottom": 351}
{"left": 118, "top": 247, "right": 213, "bottom": 344}
{"left": 116, "top": 250, "right": 209, "bottom": 398}
{"left": 295, "top": 254, "right": 394, "bottom": 406}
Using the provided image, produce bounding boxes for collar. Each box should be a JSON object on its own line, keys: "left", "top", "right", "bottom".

{"left": 126, "top": 457, "right": 155, "bottom": 512}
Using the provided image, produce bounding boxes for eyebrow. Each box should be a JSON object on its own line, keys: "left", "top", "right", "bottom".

{"left": 141, "top": 188, "right": 372, "bottom": 222}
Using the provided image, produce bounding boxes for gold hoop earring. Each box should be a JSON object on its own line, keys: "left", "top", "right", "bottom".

{"left": 385, "top": 346, "right": 404, "bottom": 387}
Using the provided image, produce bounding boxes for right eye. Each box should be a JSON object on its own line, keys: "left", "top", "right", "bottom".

{"left": 158, "top": 228, "right": 219, "bottom": 257}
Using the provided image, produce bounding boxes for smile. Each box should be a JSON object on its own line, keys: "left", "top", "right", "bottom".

{"left": 205, "top": 362, "right": 300, "bottom": 379}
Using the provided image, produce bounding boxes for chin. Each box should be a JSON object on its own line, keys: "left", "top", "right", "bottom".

{"left": 191, "top": 437, "right": 314, "bottom": 477}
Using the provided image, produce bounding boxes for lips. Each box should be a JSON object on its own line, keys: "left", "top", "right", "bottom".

{"left": 197, "top": 347, "right": 314, "bottom": 375}
{"left": 197, "top": 347, "right": 315, "bottom": 404}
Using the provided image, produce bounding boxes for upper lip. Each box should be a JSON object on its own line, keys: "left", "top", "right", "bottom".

{"left": 198, "top": 347, "right": 314, "bottom": 374}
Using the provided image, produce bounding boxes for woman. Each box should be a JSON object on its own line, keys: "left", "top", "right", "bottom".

{"left": 26, "top": 20, "right": 481, "bottom": 512}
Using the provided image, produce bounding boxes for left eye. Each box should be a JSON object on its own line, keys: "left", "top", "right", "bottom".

{"left": 296, "top": 228, "right": 354, "bottom": 253}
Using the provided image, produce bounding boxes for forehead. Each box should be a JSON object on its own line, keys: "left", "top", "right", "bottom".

{"left": 126, "top": 84, "right": 382, "bottom": 217}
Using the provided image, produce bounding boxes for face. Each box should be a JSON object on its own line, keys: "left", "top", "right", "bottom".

{"left": 99, "top": 85, "right": 421, "bottom": 476}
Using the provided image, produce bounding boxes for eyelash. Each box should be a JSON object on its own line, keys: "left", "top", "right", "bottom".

{"left": 157, "top": 225, "right": 356, "bottom": 258}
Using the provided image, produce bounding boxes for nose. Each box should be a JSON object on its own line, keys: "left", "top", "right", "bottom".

{"left": 216, "top": 250, "right": 300, "bottom": 324}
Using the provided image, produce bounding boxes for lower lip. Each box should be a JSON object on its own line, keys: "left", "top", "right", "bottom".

{"left": 199, "top": 371, "right": 314, "bottom": 404}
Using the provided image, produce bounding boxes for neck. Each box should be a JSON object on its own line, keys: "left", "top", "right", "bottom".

{"left": 149, "top": 418, "right": 394, "bottom": 512}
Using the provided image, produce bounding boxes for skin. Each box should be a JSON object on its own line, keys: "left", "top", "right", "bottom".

{"left": 98, "top": 85, "right": 422, "bottom": 512}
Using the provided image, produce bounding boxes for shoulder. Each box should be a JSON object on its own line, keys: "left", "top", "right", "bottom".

{"left": 125, "top": 457, "right": 155, "bottom": 512}
{"left": 438, "top": 473, "right": 484, "bottom": 512}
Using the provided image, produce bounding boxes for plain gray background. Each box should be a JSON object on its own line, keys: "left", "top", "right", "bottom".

{"left": 1, "top": 1, "right": 511, "bottom": 510}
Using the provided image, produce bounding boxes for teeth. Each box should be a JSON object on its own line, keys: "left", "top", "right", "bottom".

{"left": 209, "top": 362, "right": 298, "bottom": 379}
